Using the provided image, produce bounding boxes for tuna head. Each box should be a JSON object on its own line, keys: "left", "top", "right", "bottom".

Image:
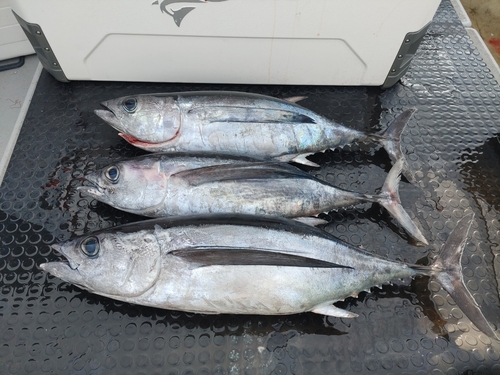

{"left": 78, "top": 160, "right": 168, "bottom": 216}
{"left": 40, "top": 231, "right": 161, "bottom": 298}
{"left": 94, "top": 95, "right": 182, "bottom": 144}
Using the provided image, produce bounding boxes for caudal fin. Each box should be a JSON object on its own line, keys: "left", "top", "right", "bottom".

{"left": 374, "top": 158, "right": 428, "bottom": 245}
{"left": 431, "top": 213, "right": 499, "bottom": 340}
{"left": 376, "top": 109, "right": 416, "bottom": 184}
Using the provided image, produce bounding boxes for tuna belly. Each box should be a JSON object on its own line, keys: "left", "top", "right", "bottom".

{"left": 143, "top": 265, "right": 347, "bottom": 315}
{"left": 92, "top": 256, "right": 417, "bottom": 316}
{"left": 168, "top": 263, "right": 417, "bottom": 315}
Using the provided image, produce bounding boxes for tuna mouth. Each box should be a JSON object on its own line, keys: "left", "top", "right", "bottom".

{"left": 39, "top": 244, "right": 88, "bottom": 288}
{"left": 77, "top": 177, "right": 106, "bottom": 199}
{"left": 94, "top": 102, "right": 121, "bottom": 130}
{"left": 49, "top": 243, "right": 80, "bottom": 270}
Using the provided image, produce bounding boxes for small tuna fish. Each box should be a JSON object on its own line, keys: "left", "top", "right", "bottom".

{"left": 94, "top": 91, "right": 415, "bottom": 181}
{"left": 78, "top": 153, "right": 427, "bottom": 245}
{"left": 40, "top": 213, "right": 497, "bottom": 339}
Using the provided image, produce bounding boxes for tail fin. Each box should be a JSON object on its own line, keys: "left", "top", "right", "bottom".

{"left": 376, "top": 109, "right": 416, "bottom": 184}
{"left": 431, "top": 213, "right": 499, "bottom": 340}
{"left": 374, "top": 158, "right": 428, "bottom": 246}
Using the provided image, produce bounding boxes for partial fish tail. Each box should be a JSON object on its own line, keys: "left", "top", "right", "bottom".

{"left": 374, "top": 109, "right": 417, "bottom": 184}
{"left": 372, "top": 158, "right": 428, "bottom": 246}
{"left": 427, "top": 214, "right": 499, "bottom": 340}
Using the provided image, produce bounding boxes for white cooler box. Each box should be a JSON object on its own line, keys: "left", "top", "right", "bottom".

{"left": 9, "top": 0, "right": 439, "bottom": 87}
{"left": 0, "top": 0, "right": 33, "bottom": 61}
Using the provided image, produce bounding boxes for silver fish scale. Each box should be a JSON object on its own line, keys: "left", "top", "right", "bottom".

{"left": 1, "top": 0, "right": 500, "bottom": 374}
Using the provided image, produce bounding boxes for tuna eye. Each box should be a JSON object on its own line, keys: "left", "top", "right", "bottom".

{"left": 122, "top": 98, "right": 137, "bottom": 113}
{"left": 105, "top": 166, "right": 120, "bottom": 183}
{"left": 81, "top": 237, "right": 100, "bottom": 258}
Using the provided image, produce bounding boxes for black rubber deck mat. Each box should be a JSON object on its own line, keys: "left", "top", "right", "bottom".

{"left": 1, "top": 1, "right": 500, "bottom": 374}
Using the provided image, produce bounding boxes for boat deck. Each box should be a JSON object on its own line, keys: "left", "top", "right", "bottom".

{"left": 1, "top": 1, "right": 500, "bottom": 374}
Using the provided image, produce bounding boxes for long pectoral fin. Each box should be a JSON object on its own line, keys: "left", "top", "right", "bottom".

{"left": 189, "top": 106, "right": 316, "bottom": 124}
{"left": 171, "top": 247, "right": 354, "bottom": 269}
{"left": 172, "top": 162, "right": 314, "bottom": 186}
{"left": 311, "top": 303, "right": 359, "bottom": 318}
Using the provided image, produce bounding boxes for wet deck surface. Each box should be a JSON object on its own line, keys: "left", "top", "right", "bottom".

{"left": 1, "top": 1, "right": 500, "bottom": 374}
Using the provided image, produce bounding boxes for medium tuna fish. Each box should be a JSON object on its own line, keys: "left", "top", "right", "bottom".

{"left": 77, "top": 153, "right": 427, "bottom": 245}
{"left": 94, "top": 91, "right": 415, "bottom": 181}
{"left": 40, "top": 213, "right": 497, "bottom": 339}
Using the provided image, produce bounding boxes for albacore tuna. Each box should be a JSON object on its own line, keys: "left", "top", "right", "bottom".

{"left": 40, "top": 213, "right": 498, "bottom": 339}
{"left": 78, "top": 153, "right": 427, "bottom": 245}
{"left": 94, "top": 91, "right": 416, "bottom": 181}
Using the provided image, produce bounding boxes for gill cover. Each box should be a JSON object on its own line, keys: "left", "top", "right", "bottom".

{"left": 59, "top": 231, "right": 161, "bottom": 298}
{"left": 97, "top": 95, "right": 182, "bottom": 144}
{"left": 78, "top": 159, "right": 168, "bottom": 214}
{"left": 91, "top": 232, "right": 161, "bottom": 297}
{"left": 126, "top": 95, "right": 182, "bottom": 143}
{"left": 103, "top": 232, "right": 161, "bottom": 297}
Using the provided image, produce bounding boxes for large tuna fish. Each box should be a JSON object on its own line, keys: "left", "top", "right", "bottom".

{"left": 40, "top": 214, "right": 497, "bottom": 339}
{"left": 94, "top": 91, "right": 415, "bottom": 181}
{"left": 78, "top": 153, "right": 427, "bottom": 245}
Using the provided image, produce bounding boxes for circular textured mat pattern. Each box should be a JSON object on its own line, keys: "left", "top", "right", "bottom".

{"left": 1, "top": 1, "right": 500, "bottom": 374}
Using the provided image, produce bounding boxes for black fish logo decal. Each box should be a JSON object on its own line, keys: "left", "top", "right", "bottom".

{"left": 152, "top": 0, "right": 227, "bottom": 27}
